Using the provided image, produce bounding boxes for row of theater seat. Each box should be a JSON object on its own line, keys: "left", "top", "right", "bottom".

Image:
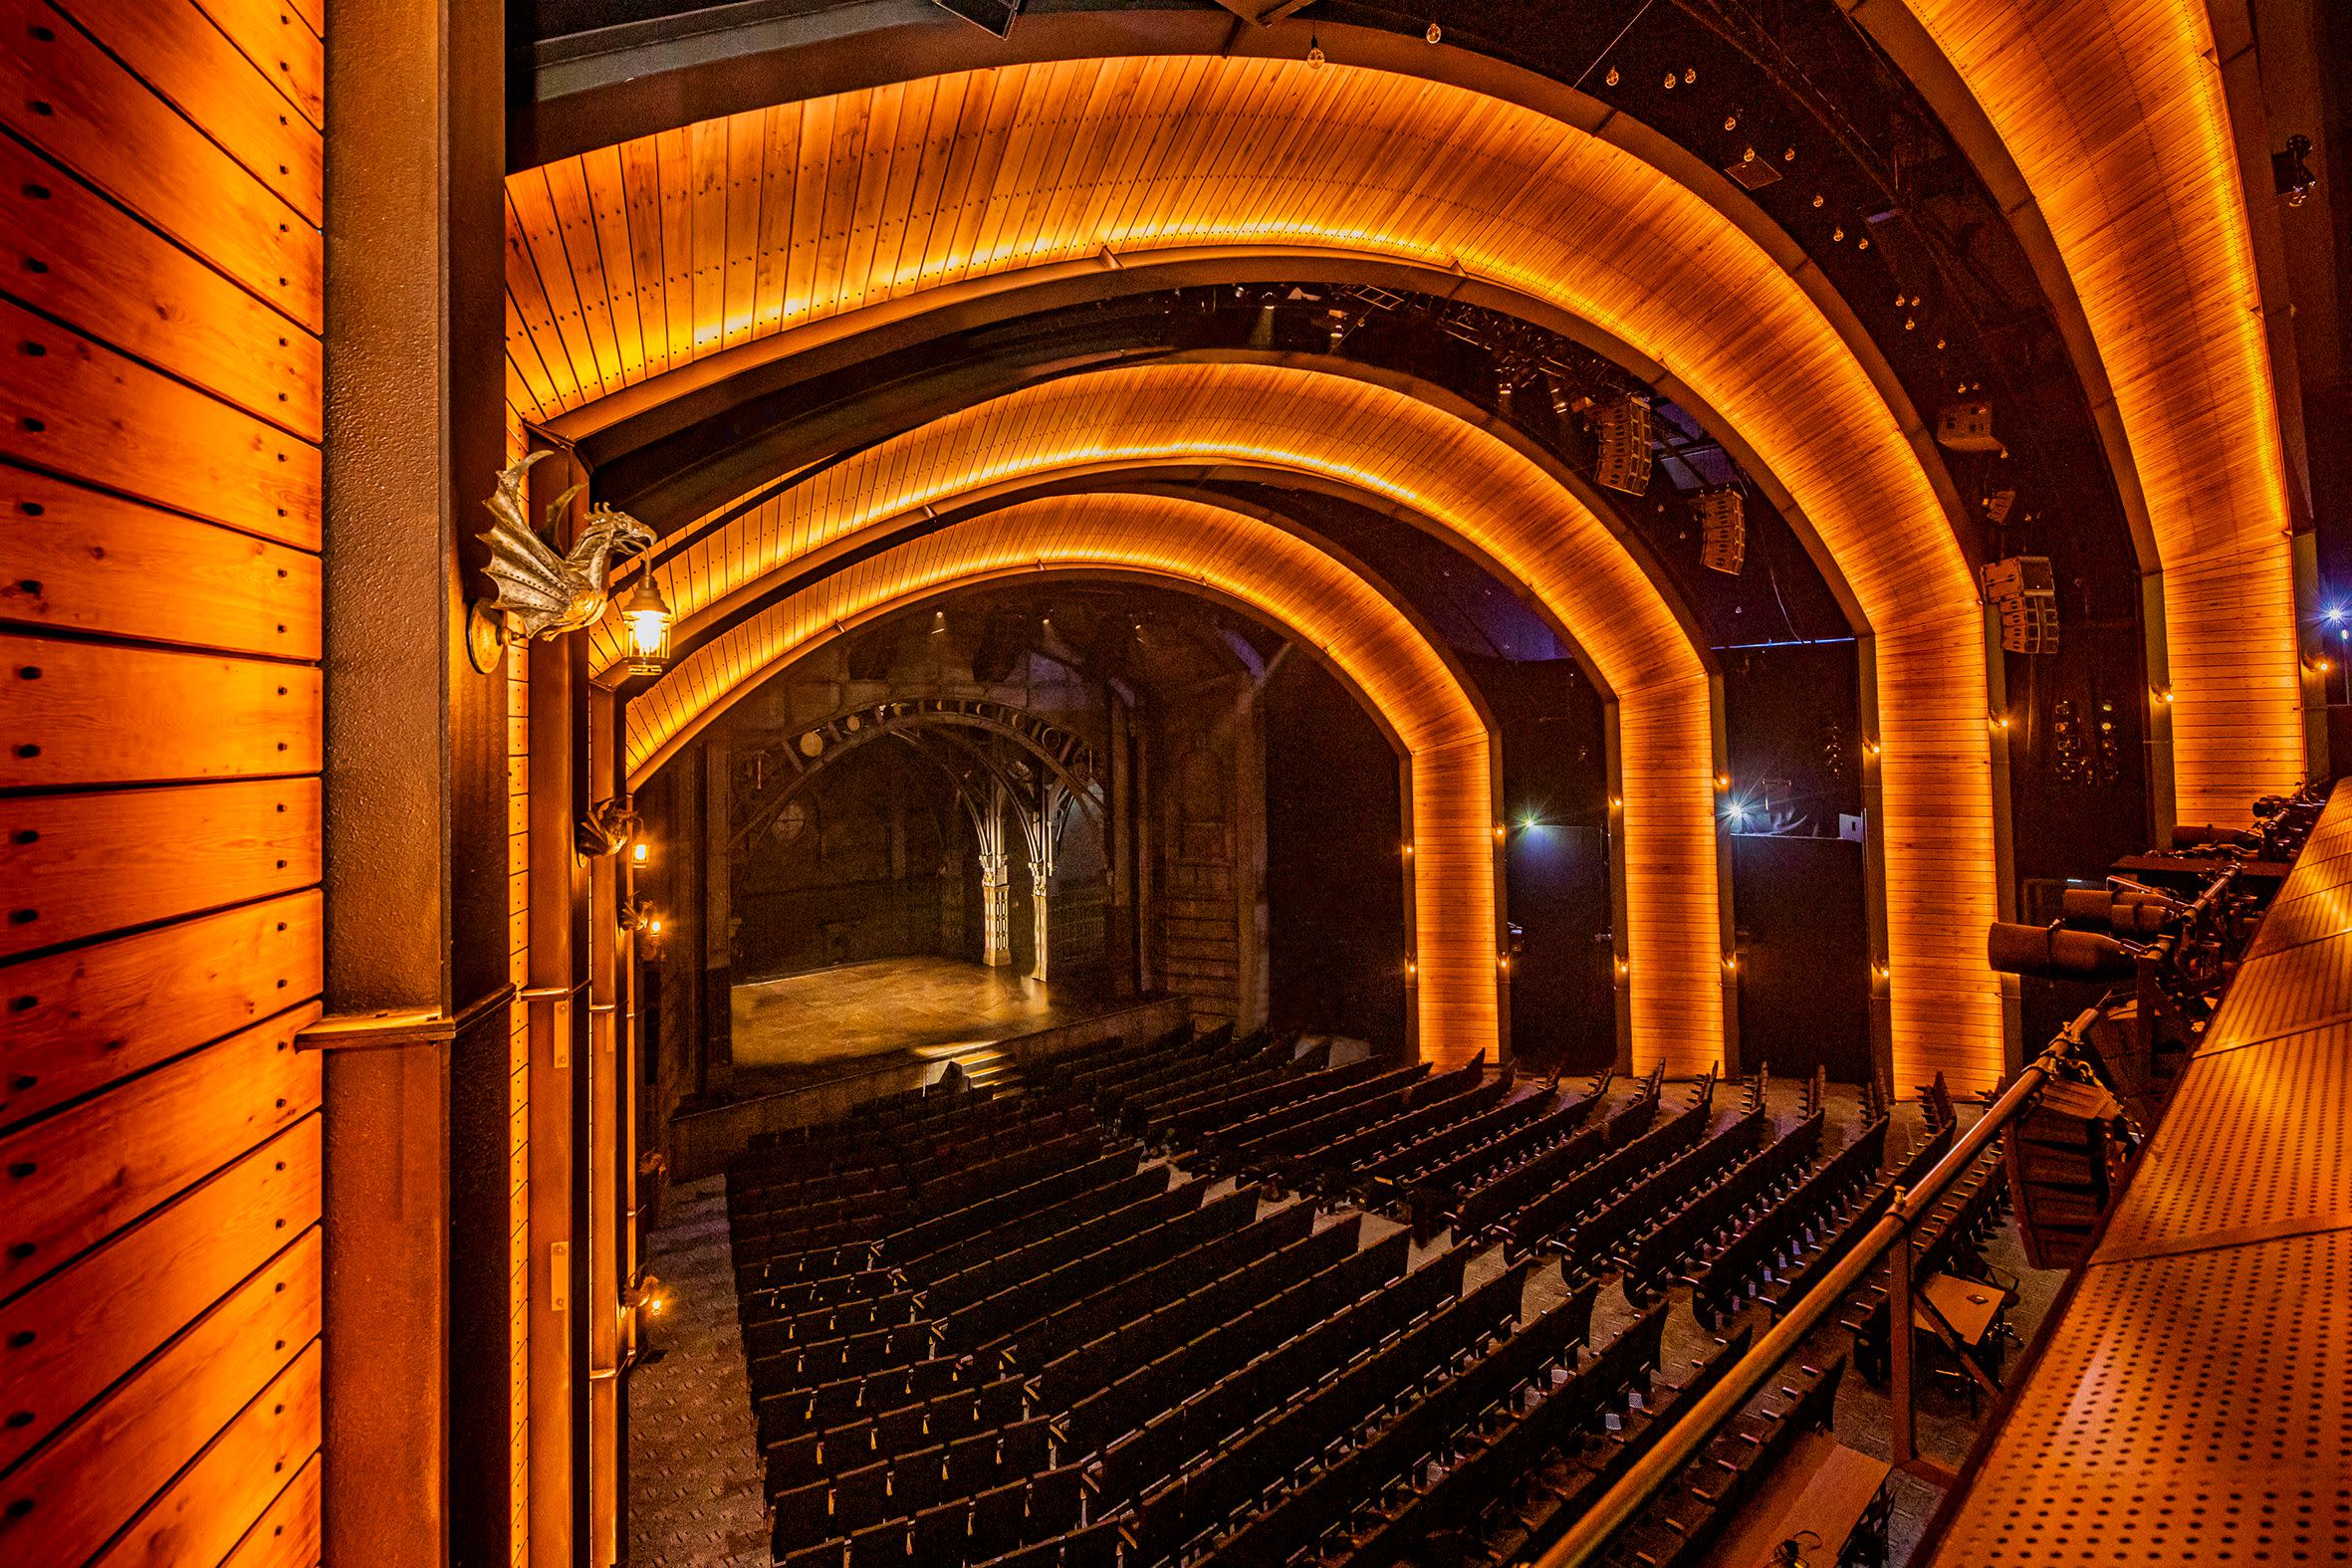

{"left": 742, "top": 1029, "right": 1954, "bottom": 1568}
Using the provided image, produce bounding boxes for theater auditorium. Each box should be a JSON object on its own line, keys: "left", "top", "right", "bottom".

{"left": 3, "top": 0, "right": 2348, "bottom": 1565}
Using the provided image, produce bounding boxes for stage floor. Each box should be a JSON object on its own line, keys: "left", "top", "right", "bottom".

{"left": 730, "top": 955, "right": 1093, "bottom": 1073}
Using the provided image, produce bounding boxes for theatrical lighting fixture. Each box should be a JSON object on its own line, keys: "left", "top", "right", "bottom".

{"left": 1402, "top": 841, "right": 1415, "bottom": 858}
{"left": 2151, "top": 685, "right": 2175, "bottom": 706}
{"left": 1306, "top": 33, "right": 1324, "bottom": 68}
{"left": 1591, "top": 394, "right": 1653, "bottom": 496}
{"left": 1715, "top": 774, "right": 1732, "bottom": 791}
{"left": 1987, "top": 921, "right": 2143, "bottom": 983}
{"left": 1424, "top": 21, "right": 1441, "bottom": 43}
{"left": 1984, "top": 556, "right": 2059, "bottom": 655}
{"left": 931, "top": 609, "right": 948, "bottom": 635}
{"left": 1935, "top": 399, "right": 2000, "bottom": 453}
{"left": 1696, "top": 488, "right": 1746, "bottom": 575}
{"left": 2273, "top": 134, "right": 2316, "bottom": 206}
{"left": 619, "top": 897, "right": 660, "bottom": 935}
{"left": 577, "top": 795, "right": 642, "bottom": 859}
{"left": 466, "top": 452, "right": 655, "bottom": 675}
{"left": 624, "top": 1275, "right": 670, "bottom": 1317}
{"left": 619, "top": 572, "right": 674, "bottom": 677}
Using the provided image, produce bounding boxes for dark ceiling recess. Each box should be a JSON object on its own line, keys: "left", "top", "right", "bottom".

{"left": 927, "top": 0, "right": 1020, "bottom": 36}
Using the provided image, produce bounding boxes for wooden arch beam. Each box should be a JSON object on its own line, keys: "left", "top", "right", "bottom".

{"left": 508, "top": 52, "right": 2003, "bottom": 1087}
{"left": 626, "top": 490, "right": 1507, "bottom": 1070}
{"left": 1855, "top": 0, "right": 2308, "bottom": 821}
{"left": 607, "top": 360, "right": 1731, "bottom": 1073}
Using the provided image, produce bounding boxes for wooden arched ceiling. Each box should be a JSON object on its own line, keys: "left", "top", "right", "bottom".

{"left": 510, "top": 57, "right": 2002, "bottom": 1088}
{"left": 603, "top": 360, "right": 1727, "bottom": 1074}
{"left": 625, "top": 490, "right": 1502, "bottom": 1070}
{"left": 1885, "top": 0, "right": 2304, "bottom": 820}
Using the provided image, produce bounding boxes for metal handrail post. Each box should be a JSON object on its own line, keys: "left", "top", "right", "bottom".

{"left": 1531, "top": 1008, "right": 2101, "bottom": 1568}
{"left": 1889, "top": 1200, "right": 1916, "bottom": 1470}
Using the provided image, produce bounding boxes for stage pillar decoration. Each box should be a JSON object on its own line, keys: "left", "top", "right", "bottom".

{"left": 1024, "top": 782, "right": 1068, "bottom": 986}
{"left": 972, "top": 781, "right": 1016, "bottom": 968}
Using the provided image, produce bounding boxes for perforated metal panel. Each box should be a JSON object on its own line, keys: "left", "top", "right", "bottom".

{"left": 2201, "top": 928, "right": 2352, "bottom": 1055}
{"left": 1928, "top": 1230, "right": 2352, "bottom": 1565}
{"left": 2244, "top": 882, "right": 2352, "bottom": 960}
{"left": 2094, "top": 1021, "right": 2352, "bottom": 1263}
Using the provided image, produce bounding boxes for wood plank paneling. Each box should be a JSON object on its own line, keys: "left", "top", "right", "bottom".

{"left": 1, "top": 0, "right": 327, "bottom": 1551}
{"left": 0, "top": 0, "right": 319, "bottom": 331}
{"left": 0, "top": 299, "right": 322, "bottom": 552}
{"left": 88, "top": 1340, "right": 323, "bottom": 1568}
{"left": 0, "top": 136, "right": 323, "bottom": 440}
{"left": 0, "top": 1006, "right": 319, "bottom": 1299}
{"left": 0, "top": 890, "right": 321, "bottom": 1128}
{"left": 1, "top": 634, "right": 320, "bottom": 788}
{"left": 0, "top": 1118, "right": 320, "bottom": 1469}
{"left": 49, "top": 0, "right": 322, "bottom": 225}
{"left": 0, "top": 778, "right": 322, "bottom": 959}
{"left": 0, "top": 1228, "right": 319, "bottom": 1568}
{"left": 0, "top": 468, "right": 321, "bottom": 659}
{"left": 194, "top": 0, "right": 324, "bottom": 129}
{"left": 219, "top": 1453, "right": 322, "bottom": 1568}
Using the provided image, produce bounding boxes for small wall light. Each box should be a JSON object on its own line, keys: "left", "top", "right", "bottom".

{"left": 619, "top": 573, "right": 675, "bottom": 677}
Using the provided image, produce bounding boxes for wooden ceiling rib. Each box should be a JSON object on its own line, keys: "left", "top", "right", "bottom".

{"left": 1900, "top": 0, "right": 2303, "bottom": 819}
{"left": 514, "top": 56, "right": 2002, "bottom": 1089}
{"left": 627, "top": 491, "right": 1502, "bottom": 1069}
{"left": 603, "top": 361, "right": 1728, "bottom": 1076}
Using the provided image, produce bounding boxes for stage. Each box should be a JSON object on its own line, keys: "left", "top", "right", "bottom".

{"left": 730, "top": 955, "right": 1102, "bottom": 1073}
{"left": 669, "top": 959, "right": 1193, "bottom": 1178}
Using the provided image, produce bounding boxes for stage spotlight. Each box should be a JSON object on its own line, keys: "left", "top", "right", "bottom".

{"left": 1987, "top": 921, "right": 2140, "bottom": 982}
{"left": 2326, "top": 606, "right": 2345, "bottom": 626}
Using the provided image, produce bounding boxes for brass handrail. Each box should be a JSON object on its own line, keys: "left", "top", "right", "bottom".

{"left": 1531, "top": 1006, "right": 2102, "bottom": 1568}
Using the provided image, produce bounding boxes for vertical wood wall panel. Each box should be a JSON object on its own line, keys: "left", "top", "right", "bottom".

{"left": 0, "top": 0, "right": 324, "bottom": 1563}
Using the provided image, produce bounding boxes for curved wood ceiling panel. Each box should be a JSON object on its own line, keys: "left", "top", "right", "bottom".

{"left": 1899, "top": 0, "right": 2302, "bottom": 819}
{"left": 513, "top": 57, "right": 2000, "bottom": 1088}
{"left": 626, "top": 491, "right": 1501, "bottom": 1069}
{"left": 603, "top": 360, "right": 1727, "bottom": 1075}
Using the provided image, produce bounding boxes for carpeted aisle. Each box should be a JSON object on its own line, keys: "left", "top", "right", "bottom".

{"left": 627, "top": 1175, "right": 771, "bottom": 1568}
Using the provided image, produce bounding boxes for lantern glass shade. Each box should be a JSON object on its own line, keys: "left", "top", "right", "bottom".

{"left": 621, "top": 574, "right": 673, "bottom": 675}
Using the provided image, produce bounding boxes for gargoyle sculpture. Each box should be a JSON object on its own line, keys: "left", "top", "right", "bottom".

{"left": 466, "top": 450, "right": 656, "bottom": 672}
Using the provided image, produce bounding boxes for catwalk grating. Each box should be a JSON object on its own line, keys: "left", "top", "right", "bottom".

{"left": 2091, "top": 1020, "right": 2352, "bottom": 1264}
{"left": 1927, "top": 1230, "right": 2352, "bottom": 1564}
{"left": 2198, "top": 928, "right": 2352, "bottom": 1055}
{"left": 2242, "top": 882, "right": 2352, "bottom": 959}
{"left": 1923, "top": 783, "right": 2352, "bottom": 1566}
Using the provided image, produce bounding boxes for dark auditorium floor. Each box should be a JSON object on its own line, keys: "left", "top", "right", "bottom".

{"left": 628, "top": 1074, "right": 2061, "bottom": 1568}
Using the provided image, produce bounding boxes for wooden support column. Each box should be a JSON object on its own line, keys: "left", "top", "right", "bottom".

{"left": 703, "top": 735, "right": 734, "bottom": 1094}
{"left": 319, "top": 2, "right": 506, "bottom": 1566}
{"left": 523, "top": 532, "right": 589, "bottom": 1568}
{"left": 587, "top": 685, "right": 624, "bottom": 1568}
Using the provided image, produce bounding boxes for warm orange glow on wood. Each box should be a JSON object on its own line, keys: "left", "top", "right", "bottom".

{"left": 513, "top": 55, "right": 2000, "bottom": 1087}
{"left": 603, "top": 361, "right": 1724, "bottom": 1074}
{"left": 628, "top": 491, "right": 1502, "bottom": 1067}
{"left": 1900, "top": 0, "right": 2303, "bottom": 819}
